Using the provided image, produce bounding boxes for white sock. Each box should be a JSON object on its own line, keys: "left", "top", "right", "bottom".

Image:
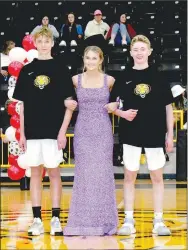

{"left": 124, "top": 211, "right": 134, "bottom": 218}
{"left": 154, "top": 212, "right": 163, "bottom": 220}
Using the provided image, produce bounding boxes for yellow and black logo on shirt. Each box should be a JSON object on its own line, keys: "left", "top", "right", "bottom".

{"left": 134, "top": 84, "right": 151, "bottom": 98}
{"left": 34, "top": 75, "right": 50, "bottom": 89}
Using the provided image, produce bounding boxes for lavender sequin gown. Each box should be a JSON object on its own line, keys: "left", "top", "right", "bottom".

{"left": 64, "top": 74, "right": 118, "bottom": 236}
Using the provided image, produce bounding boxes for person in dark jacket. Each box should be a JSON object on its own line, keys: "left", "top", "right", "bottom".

{"left": 59, "top": 12, "right": 83, "bottom": 47}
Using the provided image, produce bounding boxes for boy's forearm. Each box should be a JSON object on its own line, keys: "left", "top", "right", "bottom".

{"left": 113, "top": 108, "right": 124, "bottom": 118}
{"left": 166, "top": 104, "right": 174, "bottom": 136}
{"left": 59, "top": 108, "right": 73, "bottom": 134}
{"left": 20, "top": 103, "right": 25, "bottom": 136}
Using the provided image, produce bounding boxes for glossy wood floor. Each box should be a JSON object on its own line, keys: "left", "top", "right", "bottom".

{"left": 0, "top": 180, "right": 187, "bottom": 250}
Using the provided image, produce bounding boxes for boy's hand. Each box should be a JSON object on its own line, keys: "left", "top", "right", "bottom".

{"left": 165, "top": 134, "right": 173, "bottom": 153}
{"left": 57, "top": 131, "right": 67, "bottom": 150}
{"left": 19, "top": 134, "right": 27, "bottom": 152}
{"left": 122, "top": 109, "right": 138, "bottom": 121}
{"left": 64, "top": 100, "right": 77, "bottom": 111}
{"left": 104, "top": 102, "right": 118, "bottom": 113}
{"left": 2, "top": 135, "right": 9, "bottom": 143}
{"left": 1, "top": 70, "right": 8, "bottom": 77}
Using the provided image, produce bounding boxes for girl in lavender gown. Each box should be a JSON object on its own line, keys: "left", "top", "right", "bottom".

{"left": 64, "top": 46, "right": 118, "bottom": 236}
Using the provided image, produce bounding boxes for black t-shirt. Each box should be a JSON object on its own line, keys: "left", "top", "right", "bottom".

{"left": 13, "top": 58, "right": 75, "bottom": 140}
{"left": 110, "top": 66, "right": 174, "bottom": 147}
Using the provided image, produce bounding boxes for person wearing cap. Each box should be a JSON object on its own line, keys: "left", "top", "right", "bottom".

{"left": 171, "top": 83, "right": 186, "bottom": 99}
{"left": 83, "top": 10, "right": 110, "bottom": 55}
{"left": 171, "top": 83, "right": 187, "bottom": 128}
{"left": 84, "top": 10, "right": 110, "bottom": 39}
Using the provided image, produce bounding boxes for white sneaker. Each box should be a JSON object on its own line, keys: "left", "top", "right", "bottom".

{"left": 118, "top": 218, "right": 136, "bottom": 236}
{"left": 59, "top": 40, "right": 66, "bottom": 46}
{"left": 109, "top": 39, "right": 114, "bottom": 46}
{"left": 28, "top": 218, "right": 44, "bottom": 236}
{"left": 122, "top": 40, "right": 127, "bottom": 45}
{"left": 50, "top": 217, "right": 63, "bottom": 236}
{"left": 152, "top": 218, "right": 171, "bottom": 236}
{"left": 70, "top": 40, "right": 77, "bottom": 46}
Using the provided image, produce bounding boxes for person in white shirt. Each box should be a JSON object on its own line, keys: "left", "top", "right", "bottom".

{"left": 84, "top": 10, "right": 110, "bottom": 39}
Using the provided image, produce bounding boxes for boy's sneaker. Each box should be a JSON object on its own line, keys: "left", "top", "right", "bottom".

{"left": 109, "top": 39, "right": 114, "bottom": 46}
{"left": 50, "top": 217, "right": 63, "bottom": 236}
{"left": 117, "top": 218, "right": 136, "bottom": 235}
{"left": 152, "top": 218, "right": 171, "bottom": 236}
{"left": 28, "top": 218, "right": 44, "bottom": 236}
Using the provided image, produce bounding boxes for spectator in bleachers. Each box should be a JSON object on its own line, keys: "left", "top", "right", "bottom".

{"left": 171, "top": 84, "right": 187, "bottom": 108}
{"left": 107, "top": 14, "right": 136, "bottom": 46}
{"left": 171, "top": 84, "right": 187, "bottom": 127}
{"left": 31, "top": 16, "right": 59, "bottom": 39}
{"left": 84, "top": 10, "right": 110, "bottom": 39}
{"left": 59, "top": 12, "right": 83, "bottom": 47}
{"left": 0, "top": 41, "right": 15, "bottom": 108}
{"left": 1, "top": 40, "right": 15, "bottom": 70}
{"left": 84, "top": 10, "right": 110, "bottom": 55}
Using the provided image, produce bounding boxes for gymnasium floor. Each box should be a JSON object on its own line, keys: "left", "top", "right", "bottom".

{"left": 0, "top": 180, "right": 187, "bottom": 250}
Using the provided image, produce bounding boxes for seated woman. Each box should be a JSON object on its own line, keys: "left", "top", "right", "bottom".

{"left": 107, "top": 14, "right": 136, "bottom": 46}
{"left": 31, "top": 16, "right": 59, "bottom": 40}
{"left": 0, "top": 41, "right": 16, "bottom": 107}
{"left": 59, "top": 12, "right": 83, "bottom": 47}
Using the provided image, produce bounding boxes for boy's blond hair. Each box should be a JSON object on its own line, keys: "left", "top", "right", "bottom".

{"left": 33, "top": 27, "right": 53, "bottom": 41}
{"left": 130, "top": 35, "right": 151, "bottom": 50}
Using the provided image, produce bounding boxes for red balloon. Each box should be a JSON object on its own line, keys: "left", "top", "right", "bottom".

{"left": 42, "top": 168, "right": 46, "bottom": 179}
{"left": 8, "top": 155, "right": 18, "bottom": 165}
{"left": 22, "top": 35, "right": 36, "bottom": 51}
{"left": 8, "top": 61, "right": 23, "bottom": 77}
{"left": 15, "top": 128, "right": 20, "bottom": 141}
{"left": 8, "top": 165, "right": 25, "bottom": 180}
{"left": 10, "top": 115, "right": 20, "bottom": 129}
{"left": 7, "top": 101, "right": 17, "bottom": 116}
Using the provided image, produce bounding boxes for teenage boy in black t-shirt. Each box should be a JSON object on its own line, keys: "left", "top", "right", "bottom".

{"left": 13, "top": 28, "right": 77, "bottom": 236}
{"left": 109, "top": 35, "right": 174, "bottom": 236}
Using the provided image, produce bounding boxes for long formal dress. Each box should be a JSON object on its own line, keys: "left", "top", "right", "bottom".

{"left": 64, "top": 73, "right": 118, "bottom": 236}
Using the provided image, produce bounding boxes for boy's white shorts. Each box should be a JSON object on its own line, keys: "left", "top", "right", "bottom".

{"left": 17, "top": 139, "right": 63, "bottom": 168}
{"left": 123, "top": 144, "right": 166, "bottom": 171}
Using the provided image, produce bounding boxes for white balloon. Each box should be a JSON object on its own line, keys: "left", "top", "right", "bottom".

{"left": 25, "top": 168, "right": 31, "bottom": 177}
{"left": 27, "top": 49, "right": 38, "bottom": 62}
{"left": 9, "top": 47, "right": 27, "bottom": 63}
{"left": 17, "top": 154, "right": 28, "bottom": 169}
{"left": 8, "top": 76, "right": 17, "bottom": 88}
{"left": 7, "top": 87, "right": 15, "bottom": 101}
{"left": 5, "top": 126, "right": 16, "bottom": 141}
